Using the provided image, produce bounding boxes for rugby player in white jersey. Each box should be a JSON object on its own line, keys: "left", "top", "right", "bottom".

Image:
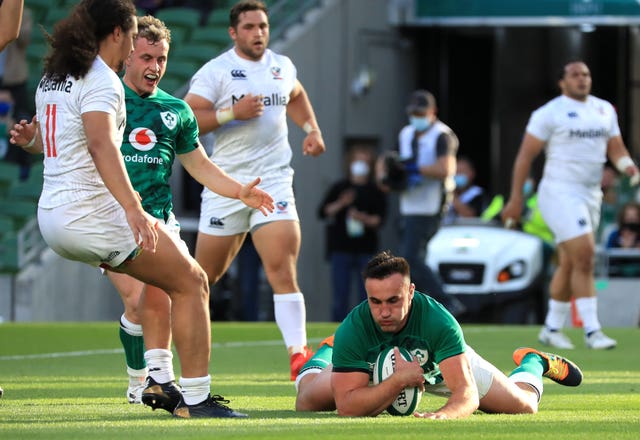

{"left": 108, "top": 15, "right": 272, "bottom": 412}
{"left": 184, "top": 0, "right": 325, "bottom": 380}
{"left": 502, "top": 60, "right": 639, "bottom": 350}
{"left": 9, "top": 0, "right": 253, "bottom": 418}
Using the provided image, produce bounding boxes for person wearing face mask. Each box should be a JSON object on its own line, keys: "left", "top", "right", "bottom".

{"left": 605, "top": 201, "right": 640, "bottom": 276}
{"left": 606, "top": 201, "right": 640, "bottom": 250}
{"left": 318, "top": 145, "right": 387, "bottom": 322}
{"left": 0, "top": 89, "right": 13, "bottom": 160}
{"left": 378, "top": 89, "right": 465, "bottom": 317}
{"left": 443, "top": 156, "right": 486, "bottom": 225}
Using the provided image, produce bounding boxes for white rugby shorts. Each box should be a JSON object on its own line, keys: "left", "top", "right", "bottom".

{"left": 38, "top": 193, "right": 139, "bottom": 268}
{"left": 537, "top": 180, "right": 601, "bottom": 244}
{"left": 198, "top": 178, "right": 299, "bottom": 236}
{"left": 424, "top": 346, "right": 498, "bottom": 399}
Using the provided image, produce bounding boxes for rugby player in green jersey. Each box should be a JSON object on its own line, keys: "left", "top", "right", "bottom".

{"left": 294, "top": 251, "right": 584, "bottom": 419}
{"left": 108, "top": 15, "right": 272, "bottom": 417}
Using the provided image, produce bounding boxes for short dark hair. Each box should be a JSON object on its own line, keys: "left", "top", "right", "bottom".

{"left": 558, "top": 59, "right": 587, "bottom": 80}
{"left": 362, "top": 251, "right": 410, "bottom": 281}
{"left": 230, "top": 0, "right": 268, "bottom": 29}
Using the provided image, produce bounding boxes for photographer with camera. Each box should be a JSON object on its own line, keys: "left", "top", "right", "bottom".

{"left": 376, "top": 89, "right": 465, "bottom": 317}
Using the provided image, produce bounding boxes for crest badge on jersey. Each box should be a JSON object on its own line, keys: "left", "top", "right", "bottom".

{"left": 129, "top": 127, "right": 157, "bottom": 151}
{"left": 161, "top": 111, "right": 178, "bottom": 130}
{"left": 276, "top": 201, "right": 288, "bottom": 213}
{"left": 271, "top": 66, "right": 282, "bottom": 80}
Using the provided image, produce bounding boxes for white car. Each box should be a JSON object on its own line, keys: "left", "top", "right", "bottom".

{"left": 426, "top": 220, "right": 546, "bottom": 323}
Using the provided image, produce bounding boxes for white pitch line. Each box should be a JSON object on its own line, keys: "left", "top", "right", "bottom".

{"left": 0, "top": 328, "right": 509, "bottom": 361}
{"left": 0, "top": 338, "right": 324, "bottom": 361}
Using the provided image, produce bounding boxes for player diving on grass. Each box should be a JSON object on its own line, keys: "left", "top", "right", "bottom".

{"left": 294, "top": 251, "right": 583, "bottom": 418}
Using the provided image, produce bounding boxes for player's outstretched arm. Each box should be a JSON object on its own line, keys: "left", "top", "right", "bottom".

{"left": 414, "top": 354, "right": 479, "bottom": 420}
{"left": 501, "top": 133, "right": 545, "bottom": 226}
{"left": 179, "top": 146, "right": 274, "bottom": 215}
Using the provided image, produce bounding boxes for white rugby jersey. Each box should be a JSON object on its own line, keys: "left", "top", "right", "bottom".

{"left": 36, "top": 56, "right": 126, "bottom": 208}
{"left": 188, "top": 48, "right": 296, "bottom": 182}
{"left": 526, "top": 94, "right": 621, "bottom": 187}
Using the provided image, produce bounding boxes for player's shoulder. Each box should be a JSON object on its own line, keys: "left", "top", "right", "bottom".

{"left": 266, "top": 49, "right": 293, "bottom": 65}
{"left": 529, "top": 96, "right": 565, "bottom": 120}
{"left": 194, "top": 49, "right": 235, "bottom": 75}
{"left": 587, "top": 94, "right": 616, "bottom": 111}
{"left": 398, "top": 124, "right": 414, "bottom": 138}
{"left": 155, "top": 88, "right": 186, "bottom": 106}
{"left": 86, "top": 57, "right": 121, "bottom": 86}
{"left": 155, "top": 89, "right": 195, "bottom": 118}
{"left": 540, "top": 95, "right": 565, "bottom": 110}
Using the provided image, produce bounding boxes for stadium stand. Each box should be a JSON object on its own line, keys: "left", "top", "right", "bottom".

{"left": 205, "top": 8, "right": 229, "bottom": 27}
{"left": 188, "top": 26, "right": 231, "bottom": 47}
{"left": 155, "top": 7, "right": 201, "bottom": 43}
{"left": 171, "top": 43, "right": 221, "bottom": 68}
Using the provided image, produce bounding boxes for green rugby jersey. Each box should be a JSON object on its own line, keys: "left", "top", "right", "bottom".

{"left": 332, "top": 292, "right": 466, "bottom": 386}
{"left": 121, "top": 82, "right": 199, "bottom": 221}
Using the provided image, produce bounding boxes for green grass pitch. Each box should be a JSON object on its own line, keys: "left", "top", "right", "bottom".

{"left": 0, "top": 322, "right": 638, "bottom": 439}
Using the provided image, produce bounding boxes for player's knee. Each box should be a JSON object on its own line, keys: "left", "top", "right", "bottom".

{"left": 170, "top": 264, "right": 209, "bottom": 300}
{"left": 574, "top": 255, "right": 594, "bottom": 273}
{"left": 194, "top": 266, "right": 210, "bottom": 299}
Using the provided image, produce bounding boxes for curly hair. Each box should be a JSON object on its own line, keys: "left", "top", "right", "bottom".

{"left": 230, "top": 0, "right": 268, "bottom": 29}
{"left": 43, "top": 0, "right": 136, "bottom": 81}
{"left": 362, "top": 251, "right": 410, "bottom": 281}
{"left": 136, "top": 15, "right": 171, "bottom": 45}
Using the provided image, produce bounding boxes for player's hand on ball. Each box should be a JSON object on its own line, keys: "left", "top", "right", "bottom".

{"left": 393, "top": 347, "right": 426, "bottom": 391}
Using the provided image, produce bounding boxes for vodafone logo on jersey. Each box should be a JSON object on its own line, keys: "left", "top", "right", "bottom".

{"left": 129, "top": 127, "right": 157, "bottom": 151}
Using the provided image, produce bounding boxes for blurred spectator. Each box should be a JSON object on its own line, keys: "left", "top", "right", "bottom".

{"left": 605, "top": 202, "right": 640, "bottom": 249}
{"left": 318, "top": 144, "right": 387, "bottom": 322}
{"left": 604, "top": 201, "right": 640, "bottom": 277}
{"left": 443, "top": 155, "right": 486, "bottom": 224}
{"left": 599, "top": 163, "right": 620, "bottom": 240}
{"left": 0, "top": 88, "right": 14, "bottom": 160}
{"left": 599, "top": 162, "right": 639, "bottom": 242}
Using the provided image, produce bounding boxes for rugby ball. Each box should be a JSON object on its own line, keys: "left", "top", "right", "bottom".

{"left": 372, "top": 346, "right": 422, "bottom": 416}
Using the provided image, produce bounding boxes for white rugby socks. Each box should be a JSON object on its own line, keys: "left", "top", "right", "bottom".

{"left": 273, "top": 292, "right": 307, "bottom": 354}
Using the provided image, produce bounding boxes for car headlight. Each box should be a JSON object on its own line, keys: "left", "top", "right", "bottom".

{"left": 497, "top": 260, "right": 526, "bottom": 283}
